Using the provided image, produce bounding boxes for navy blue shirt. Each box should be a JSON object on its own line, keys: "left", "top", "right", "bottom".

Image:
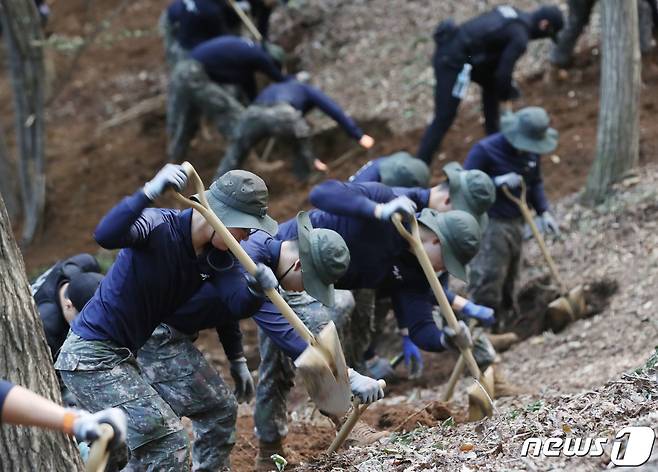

{"left": 0, "top": 380, "right": 14, "bottom": 419}
{"left": 190, "top": 36, "right": 285, "bottom": 100}
{"left": 464, "top": 132, "right": 549, "bottom": 219}
{"left": 349, "top": 158, "right": 383, "bottom": 183}
{"left": 170, "top": 0, "right": 230, "bottom": 51}
{"left": 255, "top": 81, "right": 364, "bottom": 140}
{"left": 72, "top": 191, "right": 207, "bottom": 353}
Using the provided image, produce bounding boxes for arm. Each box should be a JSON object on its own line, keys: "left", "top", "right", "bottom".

{"left": 392, "top": 187, "right": 432, "bottom": 210}
{"left": 93, "top": 191, "right": 154, "bottom": 249}
{"left": 256, "top": 50, "right": 286, "bottom": 83}
{"left": 463, "top": 142, "right": 489, "bottom": 172}
{"left": 392, "top": 288, "right": 448, "bottom": 352}
{"left": 306, "top": 86, "right": 363, "bottom": 141}
{"left": 38, "top": 302, "right": 69, "bottom": 360}
{"left": 526, "top": 158, "right": 549, "bottom": 214}
{"left": 309, "top": 181, "right": 395, "bottom": 218}
{"left": 252, "top": 305, "right": 308, "bottom": 360}
{"left": 216, "top": 320, "right": 245, "bottom": 361}
{"left": 494, "top": 29, "right": 528, "bottom": 100}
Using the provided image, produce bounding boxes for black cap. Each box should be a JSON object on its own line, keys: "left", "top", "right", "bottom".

{"left": 531, "top": 5, "right": 564, "bottom": 40}
{"left": 67, "top": 272, "right": 103, "bottom": 312}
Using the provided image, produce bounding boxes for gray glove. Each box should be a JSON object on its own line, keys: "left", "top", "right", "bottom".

{"left": 540, "top": 211, "right": 560, "bottom": 236}
{"left": 72, "top": 407, "right": 127, "bottom": 449}
{"left": 365, "top": 356, "right": 395, "bottom": 381}
{"left": 376, "top": 196, "right": 417, "bottom": 221}
{"left": 143, "top": 164, "right": 187, "bottom": 201}
{"left": 348, "top": 368, "right": 384, "bottom": 404}
{"left": 245, "top": 263, "right": 278, "bottom": 297}
{"left": 441, "top": 320, "right": 473, "bottom": 352}
{"left": 230, "top": 357, "right": 255, "bottom": 403}
{"left": 493, "top": 172, "right": 522, "bottom": 189}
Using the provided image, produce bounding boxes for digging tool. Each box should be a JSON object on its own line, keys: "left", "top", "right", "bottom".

{"left": 391, "top": 214, "right": 494, "bottom": 420}
{"left": 171, "top": 162, "right": 352, "bottom": 416}
{"left": 226, "top": 0, "right": 263, "bottom": 42}
{"left": 327, "top": 379, "right": 387, "bottom": 453}
{"left": 502, "top": 182, "right": 585, "bottom": 331}
{"left": 442, "top": 319, "right": 476, "bottom": 403}
{"left": 85, "top": 424, "right": 114, "bottom": 472}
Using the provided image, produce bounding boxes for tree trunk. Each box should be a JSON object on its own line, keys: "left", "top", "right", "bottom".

{"left": 0, "top": 118, "right": 19, "bottom": 221}
{"left": 582, "top": 0, "right": 641, "bottom": 205}
{"left": 0, "top": 0, "right": 46, "bottom": 245}
{"left": 0, "top": 194, "right": 83, "bottom": 469}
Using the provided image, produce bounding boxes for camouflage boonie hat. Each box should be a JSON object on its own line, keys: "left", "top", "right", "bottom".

{"left": 297, "top": 211, "right": 350, "bottom": 307}
{"left": 379, "top": 152, "right": 431, "bottom": 188}
{"left": 205, "top": 170, "right": 278, "bottom": 235}
{"left": 443, "top": 162, "right": 495, "bottom": 229}
{"left": 501, "top": 107, "right": 559, "bottom": 155}
{"left": 417, "top": 208, "right": 481, "bottom": 282}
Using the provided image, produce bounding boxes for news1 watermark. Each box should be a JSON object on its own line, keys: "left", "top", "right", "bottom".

{"left": 520, "top": 426, "right": 656, "bottom": 466}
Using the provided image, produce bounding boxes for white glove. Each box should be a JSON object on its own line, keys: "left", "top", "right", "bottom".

{"left": 540, "top": 211, "right": 560, "bottom": 236}
{"left": 493, "top": 172, "right": 522, "bottom": 189}
{"left": 441, "top": 320, "right": 473, "bottom": 352}
{"left": 143, "top": 164, "right": 188, "bottom": 201}
{"left": 230, "top": 357, "right": 255, "bottom": 403}
{"left": 375, "top": 196, "right": 417, "bottom": 221}
{"left": 348, "top": 368, "right": 384, "bottom": 404}
{"left": 72, "top": 408, "right": 127, "bottom": 449}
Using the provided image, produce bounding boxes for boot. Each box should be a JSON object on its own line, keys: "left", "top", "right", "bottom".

{"left": 255, "top": 439, "right": 299, "bottom": 472}
{"left": 486, "top": 332, "right": 520, "bottom": 352}
{"left": 493, "top": 369, "right": 526, "bottom": 398}
{"left": 345, "top": 421, "right": 388, "bottom": 447}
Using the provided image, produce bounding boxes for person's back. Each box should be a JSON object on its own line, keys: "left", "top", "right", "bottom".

{"left": 176, "top": 0, "right": 229, "bottom": 50}
{"left": 255, "top": 81, "right": 313, "bottom": 113}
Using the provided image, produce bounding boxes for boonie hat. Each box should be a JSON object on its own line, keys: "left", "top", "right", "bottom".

{"left": 443, "top": 162, "right": 496, "bottom": 229}
{"left": 379, "top": 152, "right": 431, "bottom": 188}
{"left": 501, "top": 107, "right": 559, "bottom": 155}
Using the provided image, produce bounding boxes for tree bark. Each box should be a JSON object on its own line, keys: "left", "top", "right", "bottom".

{"left": 583, "top": 0, "right": 641, "bottom": 205}
{"left": 0, "top": 118, "right": 19, "bottom": 221}
{"left": 0, "top": 194, "right": 83, "bottom": 469}
{"left": 0, "top": 0, "right": 46, "bottom": 245}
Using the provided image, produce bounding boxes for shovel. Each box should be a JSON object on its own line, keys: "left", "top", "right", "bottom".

{"left": 391, "top": 214, "right": 494, "bottom": 420}
{"left": 85, "top": 424, "right": 114, "bottom": 472}
{"left": 172, "top": 162, "right": 352, "bottom": 417}
{"left": 327, "top": 379, "right": 387, "bottom": 453}
{"left": 501, "top": 182, "right": 585, "bottom": 331}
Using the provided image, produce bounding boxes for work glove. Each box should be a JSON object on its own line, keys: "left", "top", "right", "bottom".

{"left": 493, "top": 172, "right": 522, "bottom": 189}
{"left": 539, "top": 211, "right": 560, "bottom": 236}
{"left": 441, "top": 320, "right": 473, "bottom": 352}
{"left": 143, "top": 164, "right": 188, "bottom": 201}
{"left": 348, "top": 368, "right": 385, "bottom": 404}
{"left": 375, "top": 196, "right": 417, "bottom": 221}
{"left": 366, "top": 356, "right": 395, "bottom": 380}
{"left": 72, "top": 408, "right": 127, "bottom": 449}
{"left": 245, "top": 263, "right": 278, "bottom": 297}
{"left": 402, "top": 335, "right": 423, "bottom": 378}
{"left": 460, "top": 301, "right": 495, "bottom": 327}
{"left": 230, "top": 357, "right": 255, "bottom": 403}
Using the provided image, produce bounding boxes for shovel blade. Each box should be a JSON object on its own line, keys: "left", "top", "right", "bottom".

{"left": 294, "top": 321, "right": 352, "bottom": 417}
{"left": 467, "top": 366, "right": 495, "bottom": 422}
{"left": 547, "top": 295, "right": 575, "bottom": 332}
{"left": 567, "top": 285, "right": 585, "bottom": 318}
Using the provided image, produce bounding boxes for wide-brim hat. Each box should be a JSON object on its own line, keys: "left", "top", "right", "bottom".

{"left": 297, "top": 211, "right": 350, "bottom": 307}
{"left": 501, "top": 107, "right": 559, "bottom": 155}
{"left": 379, "top": 152, "right": 431, "bottom": 188}
{"left": 202, "top": 170, "right": 278, "bottom": 235}
{"left": 417, "top": 208, "right": 481, "bottom": 282}
{"left": 443, "top": 162, "right": 494, "bottom": 229}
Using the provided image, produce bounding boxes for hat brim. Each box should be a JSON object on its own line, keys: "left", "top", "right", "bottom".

{"left": 501, "top": 117, "right": 559, "bottom": 154}
{"left": 297, "top": 211, "right": 334, "bottom": 306}
{"left": 204, "top": 191, "right": 278, "bottom": 235}
{"left": 418, "top": 212, "right": 468, "bottom": 282}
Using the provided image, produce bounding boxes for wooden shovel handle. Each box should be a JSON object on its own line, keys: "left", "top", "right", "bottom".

{"left": 327, "top": 379, "right": 386, "bottom": 453}
{"left": 501, "top": 183, "right": 566, "bottom": 293}
{"left": 174, "top": 162, "right": 316, "bottom": 344}
{"left": 443, "top": 319, "right": 477, "bottom": 402}
{"left": 226, "top": 0, "right": 263, "bottom": 41}
{"left": 85, "top": 424, "right": 114, "bottom": 472}
{"left": 391, "top": 214, "right": 482, "bottom": 381}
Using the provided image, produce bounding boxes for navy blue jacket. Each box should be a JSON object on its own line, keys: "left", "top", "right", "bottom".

{"left": 463, "top": 132, "right": 548, "bottom": 219}
{"left": 71, "top": 191, "right": 209, "bottom": 353}
{"left": 255, "top": 81, "right": 364, "bottom": 141}
{"left": 169, "top": 0, "right": 230, "bottom": 51}
{"left": 190, "top": 36, "right": 285, "bottom": 100}
{"left": 0, "top": 380, "right": 13, "bottom": 418}
{"left": 349, "top": 158, "right": 384, "bottom": 183}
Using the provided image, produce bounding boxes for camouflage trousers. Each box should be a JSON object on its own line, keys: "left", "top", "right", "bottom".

{"left": 137, "top": 324, "right": 238, "bottom": 471}
{"left": 55, "top": 332, "right": 190, "bottom": 472}
{"left": 217, "top": 103, "right": 315, "bottom": 180}
{"left": 166, "top": 59, "right": 244, "bottom": 163}
{"left": 158, "top": 11, "right": 188, "bottom": 70}
{"left": 468, "top": 217, "right": 524, "bottom": 333}
{"left": 254, "top": 290, "right": 355, "bottom": 443}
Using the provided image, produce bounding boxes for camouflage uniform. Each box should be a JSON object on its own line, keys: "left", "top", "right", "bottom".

{"left": 55, "top": 332, "right": 190, "bottom": 471}
{"left": 218, "top": 103, "right": 315, "bottom": 179}
{"left": 158, "top": 11, "right": 188, "bottom": 69}
{"left": 468, "top": 217, "right": 524, "bottom": 333}
{"left": 253, "top": 289, "right": 355, "bottom": 442}
{"left": 167, "top": 59, "right": 244, "bottom": 163}
{"left": 137, "top": 324, "right": 238, "bottom": 471}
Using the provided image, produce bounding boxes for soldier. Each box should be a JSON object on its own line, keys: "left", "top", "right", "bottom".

{"left": 550, "top": 0, "right": 658, "bottom": 68}
{"left": 55, "top": 165, "right": 280, "bottom": 470}
{"left": 219, "top": 76, "right": 375, "bottom": 180}
{"left": 464, "top": 106, "right": 560, "bottom": 333}
{"left": 349, "top": 151, "right": 431, "bottom": 188}
{"left": 416, "top": 5, "right": 564, "bottom": 164}
{"left": 167, "top": 35, "right": 286, "bottom": 163}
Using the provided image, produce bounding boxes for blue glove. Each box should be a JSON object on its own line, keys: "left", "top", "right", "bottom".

{"left": 402, "top": 335, "right": 423, "bottom": 378}
{"left": 461, "top": 301, "right": 495, "bottom": 327}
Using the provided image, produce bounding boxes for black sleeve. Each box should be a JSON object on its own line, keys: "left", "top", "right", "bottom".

{"left": 216, "top": 320, "right": 244, "bottom": 360}
{"left": 38, "top": 302, "right": 68, "bottom": 361}
{"left": 495, "top": 25, "right": 528, "bottom": 100}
